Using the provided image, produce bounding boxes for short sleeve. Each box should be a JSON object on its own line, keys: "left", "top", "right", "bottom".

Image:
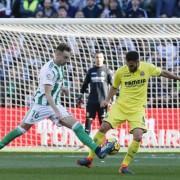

{"left": 112, "top": 69, "right": 121, "bottom": 88}
{"left": 41, "top": 70, "right": 55, "bottom": 85}
{"left": 148, "top": 63, "right": 162, "bottom": 77}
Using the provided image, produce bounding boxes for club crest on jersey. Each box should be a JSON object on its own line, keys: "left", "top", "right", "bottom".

{"left": 140, "top": 71, "right": 145, "bottom": 76}
{"left": 124, "top": 74, "right": 131, "bottom": 77}
{"left": 47, "top": 74, "right": 52, "bottom": 80}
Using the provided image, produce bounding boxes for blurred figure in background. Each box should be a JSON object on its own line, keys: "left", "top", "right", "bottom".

{"left": 156, "top": 0, "right": 176, "bottom": 17}
{"left": 19, "top": 0, "right": 41, "bottom": 17}
{"left": 99, "top": 0, "right": 110, "bottom": 18}
{"left": 109, "top": 0, "right": 124, "bottom": 18}
{"left": 75, "top": 10, "right": 85, "bottom": 18}
{"left": 54, "top": 0, "right": 77, "bottom": 17}
{"left": 0, "top": 0, "right": 6, "bottom": 17}
{"left": 83, "top": 0, "right": 102, "bottom": 18}
{"left": 39, "top": 0, "right": 57, "bottom": 17}
{"left": 173, "top": 0, "right": 180, "bottom": 17}
{"left": 57, "top": 6, "right": 68, "bottom": 17}
{"left": 126, "top": 0, "right": 148, "bottom": 18}
{"left": 77, "top": 52, "right": 112, "bottom": 134}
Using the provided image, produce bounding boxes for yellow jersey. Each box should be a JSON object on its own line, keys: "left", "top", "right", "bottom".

{"left": 113, "top": 62, "right": 162, "bottom": 114}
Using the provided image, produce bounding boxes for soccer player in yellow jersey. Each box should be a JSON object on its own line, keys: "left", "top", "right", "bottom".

{"left": 77, "top": 51, "right": 180, "bottom": 174}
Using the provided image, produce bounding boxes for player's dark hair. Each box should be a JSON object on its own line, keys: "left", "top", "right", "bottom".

{"left": 56, "top": 43, "right": 71, "bottom": 52}
{"left": 95, "top": 51, "right": 103, "bottom": 55}
{"left": 126, "top": 51, "right": 139, "bottom": 62}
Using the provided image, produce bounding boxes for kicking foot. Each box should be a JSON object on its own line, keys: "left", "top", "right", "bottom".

{"left": 95, "top": 141, "right": 115, "bottom": 159}
{"left": 77, "top": 157, "right": 93, "bottom": 168}
{"left": 119, "top": 166, "right": 134, "bottom": 175}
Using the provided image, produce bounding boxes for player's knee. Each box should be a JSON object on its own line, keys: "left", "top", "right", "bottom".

{"left": 133, "top": 128, "right": 143, "bottom": 142}
{"left": 133, "top": 133, "right": 143, "bottom": 142}
{"left": 133, "top": 135, "right": 142, "bottom": 142}
{"left": 19, "top": 124, "right": 32, "bottom": 132}
{"left": 99, "top": 122, "right": 111, "bottom": 134}
{"left": 16, "top": 126, "right": 26, "bottom": 134}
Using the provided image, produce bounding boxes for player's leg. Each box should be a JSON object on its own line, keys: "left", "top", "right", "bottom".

{"left": 97, "top": 104, "right": 107, "bottom": 126}
{"left": 77, "top": 103, "right": 122, "bottom": 167}
{"left": 120, "top": 128, "right": 144, "bottom": 174}
{"left": 85, "top": 103, "right": 96, "bottom": 134}
{"left": 77, "top": 121, "right": 111, "bottom": 167}
{"left": 0, "top": 110, "right": 33, "bottom": 149}
{"left": 59, "top": 115, "right": 113, "bottom": 158}
{"left": 87, "top": 103, "right": 122, "bottom": 160}
{"left": 53, "top": 104, "right": 114, "bottom": 159}
{"left": 119, "top": 114, "right": 147, "bottom": 175}
{"left": 0, "top": 104, "right": 52, "bottom": 149}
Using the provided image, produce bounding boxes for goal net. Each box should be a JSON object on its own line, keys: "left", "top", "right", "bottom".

{"left": 0, "top": 19, "right": 179, "bottom": 151}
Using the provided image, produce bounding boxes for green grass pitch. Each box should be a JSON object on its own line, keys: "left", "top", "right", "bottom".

{"left": 0, "top": 152, "right": 179, "bottom": 180}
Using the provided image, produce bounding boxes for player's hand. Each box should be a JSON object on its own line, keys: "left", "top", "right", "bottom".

{"left": 107, "top": 103, "right": 112, "bottom": 111}
{"left": 101, "top": 100, "right": 110, "bottom": 108}
{"left": 76, "top": 94, "right": 83, "bottom": 108}
{"left": 61, "top": 87, "right": 69, "bottom": 96}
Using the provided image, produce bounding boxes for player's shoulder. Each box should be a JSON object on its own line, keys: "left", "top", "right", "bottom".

{"left": 41, "top": 60, "right": 52, "bottom": 68}
{"left": 89, "top": 66, "right": 96, "bottom": 71}
{"left": 140, "top": 61, "right": 156, "bottom": 69}
{"left": 47, "top": 60, "right": 55, "bottom": 69}
{"left": 86, "top": 67, "right": 95, "bottom": 74}
{"left": 40, "top": 60, "right": 55, "bottom": 75}
{"left": 100, "top": 66, "right": 111, "bottom": 73}
{"left": 116, "top": 65, "right": 128, "bottom": 73}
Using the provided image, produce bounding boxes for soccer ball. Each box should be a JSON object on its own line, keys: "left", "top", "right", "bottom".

{"left": 106, "top": 138, "right": 120, "bottom": 155}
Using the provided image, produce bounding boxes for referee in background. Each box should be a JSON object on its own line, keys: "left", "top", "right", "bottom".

{"left": 77, "top": 52, "right": 112, "bottom": 134}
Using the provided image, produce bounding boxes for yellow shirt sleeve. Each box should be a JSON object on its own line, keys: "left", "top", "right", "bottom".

{"left": 113, "top": 69, "right": 121, "bottom": 88}
{"left": 148, "top": 63, "right": 162, "bottom": 77}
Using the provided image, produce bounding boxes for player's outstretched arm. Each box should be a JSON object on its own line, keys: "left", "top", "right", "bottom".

{"left": 160, "top": 70, "right": 180, "bottom": 81}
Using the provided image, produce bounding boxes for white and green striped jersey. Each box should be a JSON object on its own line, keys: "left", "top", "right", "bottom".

{"left": 33, "top": 60, "right": 64, "bottom": 105}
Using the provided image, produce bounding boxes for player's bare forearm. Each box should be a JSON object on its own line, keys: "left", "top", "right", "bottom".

{"left": 160, "top": 70, "right": 180, "bottom": 81}
{"left": 44, "top": 84, "right": 59, "bottom": 113}
{"left": 106, "top": 86, "right": 118, "bottom": 102}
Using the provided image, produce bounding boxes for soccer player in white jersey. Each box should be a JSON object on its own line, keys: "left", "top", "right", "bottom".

{"left": 0, "top": 43, "right": 114, "bottom": 158}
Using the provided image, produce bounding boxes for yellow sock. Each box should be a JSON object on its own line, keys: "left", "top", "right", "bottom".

{"left": 121, "top": 140, "right": 140, "bottom": 167}
{"left": 88, "top": 131, "right": 105, "bottom": 159}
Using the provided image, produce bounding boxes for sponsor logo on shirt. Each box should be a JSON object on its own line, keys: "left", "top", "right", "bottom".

{"left": 91, "top": 72, "right": 97, "bottom": 75}
{"left": 125, "top": 79, "right": 146, "bottom": 87}
{"left": 91, "top": 76, "right": 105, "bottom": 82}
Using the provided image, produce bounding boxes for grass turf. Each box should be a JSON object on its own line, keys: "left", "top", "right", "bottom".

{"left": 0, "top": 152, "right": 179, "bottom": 180}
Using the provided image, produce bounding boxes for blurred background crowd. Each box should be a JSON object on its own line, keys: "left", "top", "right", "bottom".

{"left": 0, "top": 0, "right": 180, "bottom": 18}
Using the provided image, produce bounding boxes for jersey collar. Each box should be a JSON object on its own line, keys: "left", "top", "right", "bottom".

{"left": 52, "top": 59, "right": 61, "bottom": 68}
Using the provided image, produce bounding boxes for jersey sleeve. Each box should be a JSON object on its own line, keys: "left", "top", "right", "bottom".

{"left": 112, "top": 69, "right": 121, "bottom": 88}
{"left": 107, "top": 69, "right": 113, "bottom": 85}
{"left": 41, "top": 69, "right": 55, "bottom": 86}
{"left": 80, "top": 70, "right": 91, "bottom": 93}
{"left": 148, "top": 63, "right": 162, "bottom": 77}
